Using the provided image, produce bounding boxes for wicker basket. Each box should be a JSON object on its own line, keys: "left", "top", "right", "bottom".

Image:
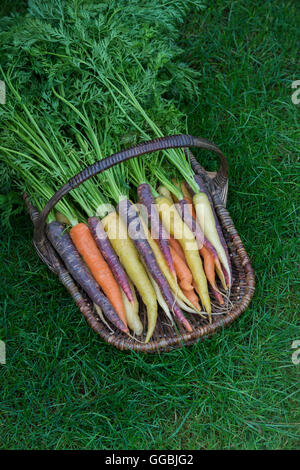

{"left": 24, "top": 134, "right": 255, "bottom": 353}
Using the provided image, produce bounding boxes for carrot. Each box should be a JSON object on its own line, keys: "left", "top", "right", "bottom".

{"left": 169, "top": 246, "right": 193, "bottom": 292}
{"left": 55, "top": 211, "right": 71, "bottom": 225}
{"left": 69, "top": 222, "right": 127, "bottom": 328}
{"left": 88, "top": 216, "right": 134, "bottom": 303}
{"left": 46, "top": 221, "right": 128, "bottom": 333}
{"left": 138, "top": 216, "right": 196, "bottom": 310}
{"left": 183, "top": 196, "right": 197, "bottom": 219}
{"left": 176, "top": 198, "right": 205, "bottom": 249}
{"left": 170, "top": 233, "right": 222, "bottom": 303}
{"left": 176, "top": 197, "right": 220, "bottom": 262}
{"left": 181, "top": 286, "right": 201, "bottom": 312}
{"left": 200, "top": 246, "right": 224, "bottom": 305}
{"left": 193, "top": 192, "right": 232, "bottom": 287}
{"left": 118, "top": 198, "right": 193, "bottom": 333}
{"left": 176, "top": 198, "right": 224, "bottom": 303}
{"left": 157, "top": 185, "right": 173, "bottom": 201}
{"left": 181, "top": 181, "right": 194, "bottom": 203}
{"left": 200, "top": 241, "right": 227, "bottom": 290}
{"left": 101, "top": 211, "right": 158, "bottom": 343}
{"left": 169, "top": 236, "right": 186, "bottom": 261}
{"left": 193, "top": 173, "right": 232, "bottom": 286}
{"left": 169, "top": 180, "right": 181, "bottom": 203}
{"left": 156, "top": 195, "right": 211, "bottom": 320}
{"left": 214, "top": 258, "right": 227, "bottom": 290}
{"left": 121, "top": 280, "right": 143, "bottom": 336}
{"left": 172, "top": 181, "right": 197, "bottom": 218}
{"left": 138, "top": 183, "right": 175, "bottom": 278}
{"left": 221, "top": 264, "right": 230, "bottom": 290}
{"left": 169, "top": 242, "right": 202, "bottom": 312}
{"left": 94, "top": 303, "right": 114, "bottom": 333}
{"left": 144, "top": 266, "right": 175, "bottom": 326}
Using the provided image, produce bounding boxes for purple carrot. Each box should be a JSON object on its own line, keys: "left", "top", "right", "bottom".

{"left": 46, "top": 221, "right": 128, "bottom": 334}
{"left": 190, "top": 176, "right": 232, "bottom": 286}
{"left": 221, "top": 264, "right": 230, "bottom": 289}
{"left": 88, "top": 216, "right": 134, "bottom": 303}
{"left": 137, "top": 183, "right": 175, "bottom": 278}
{"left": 117, "top": 198, "right": 192, "bottom": 333}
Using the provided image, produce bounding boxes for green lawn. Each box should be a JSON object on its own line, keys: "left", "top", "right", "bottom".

{"left": 0, "top": 0, "right": 299, "bottom": 450}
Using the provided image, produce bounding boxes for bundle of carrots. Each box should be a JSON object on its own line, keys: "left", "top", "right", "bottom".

{"left": 31, "top": 174, "right": 232, "bottom": 344}
{"left": 0, "top": 0, "right": 235, "bottom": 342}
{"left": 1, "top": 59, "right": 233, "bottom": 343}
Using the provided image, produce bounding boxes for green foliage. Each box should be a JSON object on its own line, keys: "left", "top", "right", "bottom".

{"left": 0, "top": 0, "right": 204, "bottom": 214}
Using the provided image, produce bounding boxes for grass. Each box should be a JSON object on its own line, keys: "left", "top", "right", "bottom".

{"left": 0, "top": 0, "right": 299, "bottom": 450}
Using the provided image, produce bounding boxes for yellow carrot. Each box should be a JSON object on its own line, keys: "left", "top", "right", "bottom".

{"left": 193, "top": 193, "right": 232, "bottom": 287}
{"left": 55, "top": 211, "right": 71, "bottom": 225}
{"left": 156, "top": 196, "right": 211, "bottom": 320}
{"left": 143, "top": 265, "right": 174, "bottom": 326}
{"left": 157, "top": 185, "right": 173, "bottom": 201}
{"left": 121, "top": 280, "right": 143, "bottom": 336}
{"left": 101, "top": 212, "right": 157, "bottom": 343}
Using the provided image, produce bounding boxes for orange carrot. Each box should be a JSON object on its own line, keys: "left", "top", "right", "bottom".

{"left": 169, "top": 241, "right": 201, "bottom": 310}
{"left": 171, "top": 233, "right": 223, "bottom": 306}
{"left": 169, "top": 236, "right": 185, "bottom": 261}
{"left": 182, "top": 286, "right": 201, "bottom": 311}
{"left": 169, "top": 246, "right": 193, "bottom": 292}
{"left": 199, "top": 246, "right": 216, "bottom": 286}
{"left": 47, "top": 221, "right": 128, "bottom": 334}
{"left": 199, "top": 246, "right": 224, "bottom": 305}
{"left": 70, "top": 223, "right": 127, "bottom": 327}
{"left": 192, "top": 280, "right": 198, "bottom": 292}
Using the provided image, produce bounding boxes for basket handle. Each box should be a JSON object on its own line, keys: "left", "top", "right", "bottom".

{"left": 34, "top": 134, "right": 228, "bottom": 245}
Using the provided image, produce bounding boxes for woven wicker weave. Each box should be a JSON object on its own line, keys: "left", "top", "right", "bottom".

{"left": 25, "top": 134, "right": 255, "bottom": 352}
